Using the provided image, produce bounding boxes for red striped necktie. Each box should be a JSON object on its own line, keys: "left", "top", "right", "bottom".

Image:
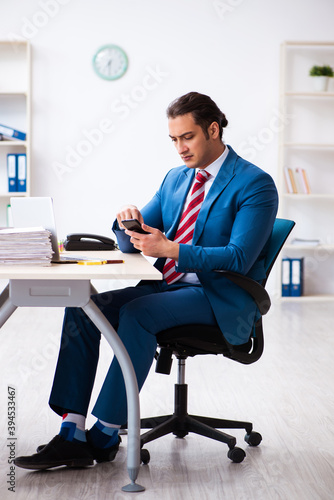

{"left": 163, "top": 169, "right": 211, "bottom": 285}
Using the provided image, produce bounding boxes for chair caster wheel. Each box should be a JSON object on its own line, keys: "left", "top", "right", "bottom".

{"left": 227, "top": 447, "right": 246, "bottom": 463}
{"left": 140, "top": 448, "right": 150, "bottom": 465}
{"left": 173, "top": 431, "right": 187, "bottom": 438}
{"left": 245, "top": 431, "right": 262, "bottom": 447}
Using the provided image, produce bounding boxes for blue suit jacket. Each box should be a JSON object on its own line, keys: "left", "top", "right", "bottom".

{"left": 114, "top": 146, "right": 278, "bottom": 345}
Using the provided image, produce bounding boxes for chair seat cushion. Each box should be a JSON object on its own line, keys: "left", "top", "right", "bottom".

{"left": 156, "top": 324, "right": 252, "bottom": 357}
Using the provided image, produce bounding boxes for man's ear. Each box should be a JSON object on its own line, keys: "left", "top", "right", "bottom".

{"left": 209, "top": 121, "right": 220, "bottom": 139}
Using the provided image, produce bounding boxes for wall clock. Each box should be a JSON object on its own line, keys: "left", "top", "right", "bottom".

{"left": 92, "top": 44, "right": 128, "bottom": 81}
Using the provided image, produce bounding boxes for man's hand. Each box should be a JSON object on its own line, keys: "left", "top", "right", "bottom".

{"left": 116, "top": 205, "right": 143, "bottom": 229}
{"left": 125, "top": 223, "right": 179, "bottom": 261}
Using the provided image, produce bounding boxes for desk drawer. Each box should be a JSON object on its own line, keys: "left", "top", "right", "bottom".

{"left": 9, "top": 279, "right": 91, "bottom": 307}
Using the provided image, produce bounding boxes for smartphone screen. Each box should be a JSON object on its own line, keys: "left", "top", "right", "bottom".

{"left": 121, "top": 219, "right": 150, "bottom": 234}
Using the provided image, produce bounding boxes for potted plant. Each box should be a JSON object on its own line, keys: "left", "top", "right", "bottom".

{"left": 309, "top": 65, "right": 334, "bottom": 91}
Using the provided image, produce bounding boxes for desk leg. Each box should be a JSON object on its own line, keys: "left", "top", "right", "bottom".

{"left": 0, "top": 285, "right": 17, "bottom": 329}
{"left": 82, "top": 299, "right": 145, "bottom": 493}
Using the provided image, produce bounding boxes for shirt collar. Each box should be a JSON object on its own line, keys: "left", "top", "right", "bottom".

{"left": 197, "top": 145, "right": 229, "bottom": 179}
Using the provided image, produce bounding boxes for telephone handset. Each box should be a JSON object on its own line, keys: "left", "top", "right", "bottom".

{"left": 64, "top": 233, "right": 117, "bottom": 251}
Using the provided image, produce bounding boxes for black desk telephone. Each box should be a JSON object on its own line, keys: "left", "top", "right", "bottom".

{"left": 64, "top": 233, "right": 117, "bottom": 251}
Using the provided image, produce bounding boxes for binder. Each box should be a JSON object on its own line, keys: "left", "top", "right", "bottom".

{"left": 0, "top": 123, "right": 26, "bottom": 141}
{"left": 284, "top": 167, "right": 293, "bottom": 193}
{"left": 281, "top": 258, "right": 291, "bottom": 296}
{"left": 290, "top": 258, "right": 304, "bottom": 297}
{"left": 295, "top": 168, "right": 311, "bottom": 194}
{"left": 288, "top": 168, "right": 298, "bottom": 193}
{"left": 284, "top": 167, "right": 298, "bottom": 193}
{"left": 17, "top": 154, "right": 27, "bottom": 192}
{"left": 7, "top": 154, "right": 17, "bottom": 192}
{"left": 294, "top": 169, "right": 304, "bottom": 193}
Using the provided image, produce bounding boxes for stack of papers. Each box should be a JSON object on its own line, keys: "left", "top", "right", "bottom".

{"left": 0, "top": 227, "right": 53, "bottom": 265}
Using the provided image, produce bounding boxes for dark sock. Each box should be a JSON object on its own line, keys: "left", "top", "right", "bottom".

{"left": 88, "top": 420, "right": 120, "bottom": 448}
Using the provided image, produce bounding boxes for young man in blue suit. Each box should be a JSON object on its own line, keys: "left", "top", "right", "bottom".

{"left": 15, "top": 92, "right": 278, "bottom": 470}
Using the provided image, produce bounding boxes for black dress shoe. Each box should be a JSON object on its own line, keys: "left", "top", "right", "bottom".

{"left": 36, "top": 432, "right": 121, "bottom": 464}
{"left": 86, "top": 432, "right": 121, "bottom": 463}
{"left": 14, "top": 435, "right": 94, "bottom": 470}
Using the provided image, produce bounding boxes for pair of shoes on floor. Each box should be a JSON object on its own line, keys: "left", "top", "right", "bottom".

{"left": 14, "top": 433, "right": 121, "bottom": 470}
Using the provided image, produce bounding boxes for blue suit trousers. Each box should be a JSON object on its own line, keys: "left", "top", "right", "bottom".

{"left": 49, "top": 280, "right": 217, "bottom": 425}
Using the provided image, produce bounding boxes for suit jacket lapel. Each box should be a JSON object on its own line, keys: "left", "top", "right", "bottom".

{"left": 193, "top": 146, "right": 237, "bottom": 242}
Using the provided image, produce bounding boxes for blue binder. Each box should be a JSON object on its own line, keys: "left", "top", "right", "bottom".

{"left": 291, "top": 258, "right": 304, "bottom": 297}
{"left": 0, "top": 123, "right": 26, "bottom": 141}
{"left": 7, "top": 154, "right": 17, "bottom": 192}
{"left": 281, "top": 258, "right": 291, "bottom": 296}
{"left": 17, "top": 154, "right": 27, "bottom": 192}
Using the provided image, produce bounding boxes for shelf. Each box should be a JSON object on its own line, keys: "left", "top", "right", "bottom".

{"left": 278, "top": 41, "right": 334, "bottom": 303}
{"left": 283, "top": 143, "right": 334, "bottom": 149}
{"left": 282, "top": 194, "right": 334, "bottom": 200}
{"left": 0, "top": 40, "right": 31, "bottom": 226}
{"left": 285, "top": 91, "right": 334, "bottom": 97}
{"left": 0, "top": 91, "right": 27, "bottom": 96}
{"left": 283, "top": 41, "right": 334, "bottom": 47}
{"left": 0, "top": 141, "right": 27, "bottom": 147}
{"left": 280, "top": 294, "right": 334, "bottom": 302}
{"left": 284, "top": 244, "right": 334, "bottom": 251}
{"left": 0, "top": 192, "right": 27, "bottom": 198}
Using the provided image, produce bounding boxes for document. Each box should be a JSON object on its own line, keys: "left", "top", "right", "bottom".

{"left": 0, "top": 227, "right": 53, "bottom": 265}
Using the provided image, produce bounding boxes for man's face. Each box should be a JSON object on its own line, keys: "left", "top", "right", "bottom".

{"left": 168, "top": 113, "right": 218, "bottom": 170}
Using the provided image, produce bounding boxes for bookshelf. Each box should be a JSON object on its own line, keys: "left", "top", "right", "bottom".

{"left": 0, "top": 41, "right": 31, "bottom": 226}
{"left": 278, "top": 41, "right": 334, "bottom": 300}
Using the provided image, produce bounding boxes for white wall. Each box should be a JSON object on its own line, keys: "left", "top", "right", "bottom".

{"left": 1, "top": 0, "right": 333, "bottom": 241}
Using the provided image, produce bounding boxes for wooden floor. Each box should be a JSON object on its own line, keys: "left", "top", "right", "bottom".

{"left": 0, "top": 295, "right": 334, "bottom": 499}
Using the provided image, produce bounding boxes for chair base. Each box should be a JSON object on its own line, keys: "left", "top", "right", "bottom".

{"left": 140, "top": 383, "right": 254, "bottom": 455}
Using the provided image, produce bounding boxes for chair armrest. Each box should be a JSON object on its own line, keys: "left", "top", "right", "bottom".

{"left": 215, "top": 270, "right": 271, "bottom": 315}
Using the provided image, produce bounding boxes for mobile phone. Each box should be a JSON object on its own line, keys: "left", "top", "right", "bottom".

{"left": 121, "top": 219, "right": 150, "bottom": 234}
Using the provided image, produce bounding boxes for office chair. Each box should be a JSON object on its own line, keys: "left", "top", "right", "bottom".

{"left": 137, "top": 218, "right": 295, "bottom": 465}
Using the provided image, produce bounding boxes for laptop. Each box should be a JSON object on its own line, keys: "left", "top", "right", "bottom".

{"left": 10, "top": 197, "right": 82, "bottom": 263}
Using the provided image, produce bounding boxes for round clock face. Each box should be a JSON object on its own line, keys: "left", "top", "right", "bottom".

{"left": 92, "top": 44, "right": 128, "bottom": 81}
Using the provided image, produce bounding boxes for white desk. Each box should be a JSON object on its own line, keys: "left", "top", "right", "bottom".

{"left": 0, "top": 250, "right": 162, "bottom": 493}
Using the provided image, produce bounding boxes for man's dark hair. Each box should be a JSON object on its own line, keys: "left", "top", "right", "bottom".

{"left": 166, "top": 92, "right": 228, "bottom": 140}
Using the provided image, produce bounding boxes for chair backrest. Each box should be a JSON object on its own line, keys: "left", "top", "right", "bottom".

{"left": 223, "top": 217, "right": 295, "bottom": 365}
{"left": 156, "top": 218, "right": 296, "bottom": 367}
{"left": 264, "top": 218, "right": 296, "bottom": 282}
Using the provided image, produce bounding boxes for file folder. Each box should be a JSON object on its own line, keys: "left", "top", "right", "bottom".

{"left": 0, "top": 123, "right": 26, "bottom": 141}
{"left": 291, "top": 258, "right": 304, "bottom": 297}
{"left": 7, "top": 154, "right": 17, "bottom": 192}
{"left": 17, "top": 154, "right": 27, "bottom": 192}
{"left": 281, "top": 258, "right": 291, "bottom": 297}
